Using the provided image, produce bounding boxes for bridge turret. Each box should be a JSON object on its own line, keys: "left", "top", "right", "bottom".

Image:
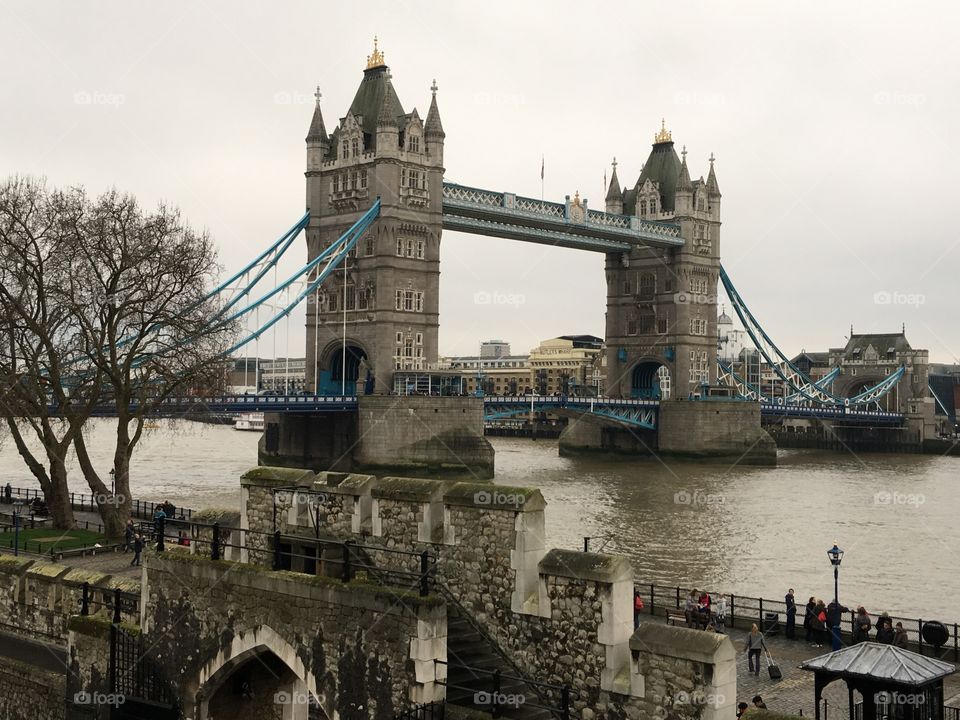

{"left": 605, "top": 157, "right": 622, "bottom": 214}
{"left": 674, "top": 146, "right": 693, "bottom": 215}
{"left": 425, "top": 80, "right": 445, "bottom": 165}
{"left": 305, "top": 86, "right": 329, "bottom": 173}
{"left": 375, "top": 76, "right": 401, "bottom": 160}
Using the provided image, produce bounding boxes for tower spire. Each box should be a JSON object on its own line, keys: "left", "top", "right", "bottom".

{"left": 366, "top": 36, "right": 386, "bottom": 69}
{"left": 677, "top": 145, "right": 692, "bottom": 191}
{"left": 606, "top": 156, "right": 621, "bottom": 202}
{"left": 706, "top": 152, "right": 721, "bottom": 196}
{"left": 425, "top": 78, "right": 445, "bottom": 139}
{"left": 306, "top": 85, "right": 328, "bottom": 145}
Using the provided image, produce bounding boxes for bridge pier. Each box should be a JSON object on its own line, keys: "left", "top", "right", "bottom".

{"left": 259, "top": 396, "right": 494, "bottom": 478}
{"left": 559, "top": 399, "right": 776, "bottom": 465}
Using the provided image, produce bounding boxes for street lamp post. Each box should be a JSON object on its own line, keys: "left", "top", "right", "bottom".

{"left": 828, "top": 543, "right": 844, "bottom": 649}
{"left": 12, "top": 501, "right": 25, "bottom": 557}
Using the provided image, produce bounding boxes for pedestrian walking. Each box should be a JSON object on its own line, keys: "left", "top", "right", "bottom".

{"left": 634, "top": 589, "right": 644, "bottom": 629}
{"left": 785, "top": 588, "right": 797, "bottom": 639}
{"left": 743, "top": 623, "right": 766, "bottom": 676}
{"left": 130, "top": 534, "right": 143, "bottom": 567}
{"left": 852, "top": 607, "right": 872, "bottom": 644}
{"left": 153, "top": 505, "right": 166, "bottom": 542}
{"left": 123, "top": 519, "right": 135, "bottom": 553}
{"left": 715, "top": 593, "right": 728, "bottom": 634}
{"left": 804, "top": 596, "right": 817, "bottom": 642}
{"left": 893, "top": 622, "right": 908, "bottom": 649}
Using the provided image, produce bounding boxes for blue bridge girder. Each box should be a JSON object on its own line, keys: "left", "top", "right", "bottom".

{"left": 76, "top": 394, "right": 360, "bottom": 417}
{"left": 441, "top": 182, "right": 684, "bottom": 253}
{"left": 482, "top": 395, "right": 660, "bottom": 429}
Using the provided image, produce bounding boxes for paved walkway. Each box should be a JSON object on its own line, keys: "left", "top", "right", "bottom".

{"left": 724, "top": 627, "right": 960, "bottom": 718}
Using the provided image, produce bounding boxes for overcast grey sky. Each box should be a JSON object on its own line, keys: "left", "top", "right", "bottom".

{"left": 2, "top": 1, "right": 958, "bottom": 362}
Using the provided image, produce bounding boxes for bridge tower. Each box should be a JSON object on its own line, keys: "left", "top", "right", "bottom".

{"left": 304, "top": 38, "right": 445, "bottom": 394}
{"left": 603, "top": 122, "right": 722, "bottom": 400}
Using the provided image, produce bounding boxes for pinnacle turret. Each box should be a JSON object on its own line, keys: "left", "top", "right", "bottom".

{"left": 306, "top": 86, "right": 328, "bottom": 145}
{"left": 677, "top": 146, "right": 692, "bottom": 192}
{"left": 605, "top": 157, "right": 621, "bottom": 202}
{"left": 706, "top": 153, "right": 721, "bottom": 196}
{"left": 425, "top": 79, "right": 445, "bottom": 139}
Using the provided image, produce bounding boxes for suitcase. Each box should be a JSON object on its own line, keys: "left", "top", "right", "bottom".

{"left": 765, "top": 648, "right": 782, "bottom": 679}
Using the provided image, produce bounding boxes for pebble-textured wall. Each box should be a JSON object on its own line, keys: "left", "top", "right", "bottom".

{"left": 0, "top": 656, "right": 66, "bottom": 720}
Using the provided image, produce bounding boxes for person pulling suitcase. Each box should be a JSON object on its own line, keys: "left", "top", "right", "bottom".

{"left": 764, "top": 645, "right": 782, "bottom": 680}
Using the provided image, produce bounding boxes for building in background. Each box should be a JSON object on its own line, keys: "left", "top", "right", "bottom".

{"left": 480, "top": 340, "right": 511, "bottom": 359}
{"left": 223, "top": 357, "right": 307, "bottom": 394}
{"left": 528, "top": 335, "right": 603, "bottom": 396}
{"left": 717, "top": 307, "right": 749, "bottom": 363}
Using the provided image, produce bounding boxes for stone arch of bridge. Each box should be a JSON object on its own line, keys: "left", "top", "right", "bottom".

{"left": 317, "top": 338, "right": 370, "bottom": 394}
{"left": 630, "top": 358, "right": 672, "bottom": 400}
{"left": 195, "top": 624, "right": 328, "bottom": 720}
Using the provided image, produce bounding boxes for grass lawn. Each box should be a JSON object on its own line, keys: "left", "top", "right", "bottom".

{"left": 0, "top": 527, "right": 107, "bottom": 554}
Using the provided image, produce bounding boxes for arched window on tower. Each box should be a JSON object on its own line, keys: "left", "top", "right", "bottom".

{"left": 341, "top": 142, "right": 348, "bottom": 160}
{"left": 649, "top": 196, "right": 658, "bottom": 214}
{"left": 351, "top": 137, "right": 359, "bottom": 156}
{"left": 640, "top": 201, "right": 647, "bottom": 215}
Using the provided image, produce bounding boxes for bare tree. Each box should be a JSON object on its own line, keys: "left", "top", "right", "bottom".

{"left": 0, "top": 177, "right": 236, "bottom": 536}
{"left": 0, "top": 178, "right": 104, "bottom": 529}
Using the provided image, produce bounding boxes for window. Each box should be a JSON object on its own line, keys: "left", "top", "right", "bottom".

{"left": 397, "top": 238, "right": 404, "bottom": 256}
{"left": 341, "top": 143, "right": 348, "bottom": 160}
{"left": 623, "top": 278, "right": 632, "bottom": 295}
{"left": 415, "top": 332, "right": 423, "bottom": 345}
{"left": 697, "top": 197, "right": 706, "bottom": 212}
{"left": 364, "top": 234, "right": 374, "bottom": 256}
{"left": 407, "top": 169, "right": 423, "bottom": 189}
{"left": 360, "top": 170, "right": 368, "bottom": 189}
{"left": 657, "top": 318, "right": 668, "bottom": 334}
{"left": 689, "top": 350, "right": 708, "bottom": 384}
{"left": 627, "top": 317, "right": 637, "bottom": 336}
{"left": 690, "top": 273, "right": 708, "bottom": 295}
{"left": 357, "top": 286, "right": 369, "bottom": 310}
{"left": 351, "top": 138, "right": 359, "bottom": 156}
{"left": 395, "top": 289, "right": 403, "bottom": 311}
{"left": 639, "top": 273, "right": 655, "bottom": 300}
{"left": 345, "top": 285, "right": 355, "bottom": 311}
{"left": 690, "top": 318, "right": 707, "bottom": 335}
{"left": 406, "top": 238, "right": 415, "bottom": 257}
{"left": 327, "top": 293, "right": 337, "bottom": 313}
{"left": 403, "top": 290, "right": 414, "bottom": 311}
{"left": 401, "top": 168, "right": 407, "bottom": 188}
{"left": 639, "top": 310, "right": 655, "bottom": 334}
{"left": 396, "top": 332, "right": 403, "bottom": 343}
{"left": 415, "top": 291, "right": 424, "bottom": 312}
{"left": 416, "top": 239, "right": 425, "bottom": 259}
{"left": 408, "top": 135, "right": 420, "bottom": 153}
{"left": 649, "top": 197, "right": 657, "bottom": 214}
{"left": 640, "top": 201, "right": 647, "bottom": 215}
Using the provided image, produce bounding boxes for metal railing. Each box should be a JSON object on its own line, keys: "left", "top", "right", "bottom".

{"left": 0, "top": 485, "right": 193, "bottom": 521}
{"left": 78, "top": 582, "right": 140, "bottom": 624}
{"left": 147, "top": 517, "right": 438, "bottom": 596}
{"left": 393, "top": 702, "right": 445, "bottom": 720}
{"left": 436, "top": 659, "right": 575, "bottom": 719}
{"left": 634, "top": 581, "right": 960, "bottom": 660}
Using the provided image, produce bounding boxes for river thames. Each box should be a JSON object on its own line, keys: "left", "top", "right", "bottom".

{"left": 0, "top": 420, "right": 955, "bottom": 621}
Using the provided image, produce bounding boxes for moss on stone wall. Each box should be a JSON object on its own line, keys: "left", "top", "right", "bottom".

{"left": 241, "top": 466, "right": 314, "bottom": 486}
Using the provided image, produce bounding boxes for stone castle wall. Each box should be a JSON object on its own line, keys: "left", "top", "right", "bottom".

{"left": 0, "top": 656, "right": 65, "bottom": 720}
{"left": 141, "top": 551, "right": 446, "bottom": 717}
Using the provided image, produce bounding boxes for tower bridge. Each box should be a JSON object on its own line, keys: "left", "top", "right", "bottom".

{"left": 52, "top": 39, "right": 936, "bottom": 469}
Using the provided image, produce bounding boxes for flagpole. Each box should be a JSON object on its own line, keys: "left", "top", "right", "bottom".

{"left": 540, "top": 154, "right": 544, "bottom": 201}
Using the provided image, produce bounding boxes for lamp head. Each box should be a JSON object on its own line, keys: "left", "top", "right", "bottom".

{"left": 827, "top": 543, "right": 844, "bottom": 567}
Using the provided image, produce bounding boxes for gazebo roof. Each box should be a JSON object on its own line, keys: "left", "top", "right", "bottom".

{"left": 800, "top": 643, "right": 956, "bottom": 687}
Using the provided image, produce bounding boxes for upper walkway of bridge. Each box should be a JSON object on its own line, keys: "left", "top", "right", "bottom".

{"left": 441, "top": 182, "right": 683, "bottom": 253}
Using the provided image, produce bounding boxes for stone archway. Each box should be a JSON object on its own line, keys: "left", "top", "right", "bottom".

{"left": 195, "top": 625, "right": 327, "bottom": 720}
{"left": 317, "top": 340, "right": 369, "bottom": 395}
{"left": 631, "top": 360, "right": 671, "bottom": 399}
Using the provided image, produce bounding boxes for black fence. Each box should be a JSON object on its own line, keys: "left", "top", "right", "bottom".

{"left": 79, "top": 582, "right": 141, "bottom": 623}
{"left": 436, "top": 660, "right": 574, "bottom": 719}
{"left": 0, "top": 485, "right": 193, "bottom": 521}
{"left": 635, "top": 582, "right": 960, "bottom": 660}
{"left": 145, "top": 516, "right": 438, "bottom": 596}
{"left": 394, "top": 702, "right": 445, "bottom": 720}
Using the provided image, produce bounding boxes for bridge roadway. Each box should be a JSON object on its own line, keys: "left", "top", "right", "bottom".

{"left": 80, "top": 394, "right": 906, "bottom": 428}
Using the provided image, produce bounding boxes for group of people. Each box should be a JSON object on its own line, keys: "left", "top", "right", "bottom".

{"left": 736, "top": 696, "right": 767, "bottom": 718}
{"left": 801, "top": 595, "right": 908, "bottom": 649}
{"left": 683, "top": 589, "right": 730, "bottom": 633}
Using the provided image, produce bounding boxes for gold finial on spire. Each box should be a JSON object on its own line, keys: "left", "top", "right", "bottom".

{"left": 572, "top": 190, "right": 582, "bottom": 207}
{"left": 366, "top": 36, "right": 386, "bottom": 69}
{"left": 654, "top": 118, "right": 672, "bottom": 144}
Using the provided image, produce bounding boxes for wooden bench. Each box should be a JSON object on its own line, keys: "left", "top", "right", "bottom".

{"left": 666, "top": 610, "right": 688, "bottom": 627}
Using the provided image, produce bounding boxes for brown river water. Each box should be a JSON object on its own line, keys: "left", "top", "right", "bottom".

{"left": 0, "top": 420, "right": 955, "bottom": 621}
